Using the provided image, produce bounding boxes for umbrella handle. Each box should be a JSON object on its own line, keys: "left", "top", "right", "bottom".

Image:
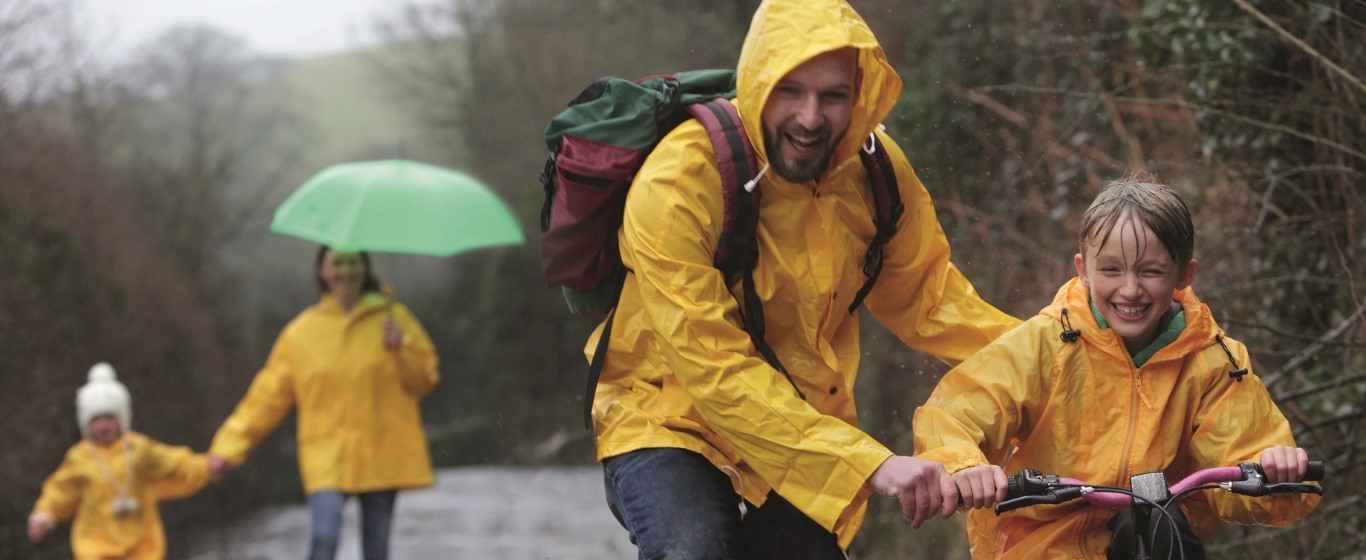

{"left": 382, "top": 292, "right": 402, "bottom": 350}
{"left": 379, "top": 284, "right": 396, "bottom": 321}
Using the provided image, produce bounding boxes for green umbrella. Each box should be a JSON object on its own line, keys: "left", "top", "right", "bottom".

{"left": 272, "top": 159, "right": 525, "bottom": 256}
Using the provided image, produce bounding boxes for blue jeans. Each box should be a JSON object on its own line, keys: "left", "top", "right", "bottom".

{"left": 306, "top": 489, "right": 398, "bottom": 560}
{"left": 603, "top": 448, "right": 845, "bottom": 560}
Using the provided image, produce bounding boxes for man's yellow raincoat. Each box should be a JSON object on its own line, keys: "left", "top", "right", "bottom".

{"left": 914, "top": 278, "right": 1320, "bottom": 558}
{"left": 210, "top": 293, "right": 438, "bottom": 494}
{"left": 32, "top": 432, "right": 209, "bottom": 560}
{"left": 590, "top": 0, "right": 1019, "bottom": 547}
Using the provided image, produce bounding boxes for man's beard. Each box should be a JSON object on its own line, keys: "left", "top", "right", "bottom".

{"left": 762, "top": 125, "right": 845, "bottom": 183}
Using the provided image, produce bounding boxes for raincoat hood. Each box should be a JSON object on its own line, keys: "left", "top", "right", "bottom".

{"left": 1041, "top": 278, "right": 1222, "bottom": 363}
{"left": 735, "top": 0, "right": 903, "bottom": 169}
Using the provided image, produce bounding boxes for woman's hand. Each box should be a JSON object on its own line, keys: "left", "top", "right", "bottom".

{"left": 28, "top": 511, "right": 55, "bottom": 543}
{"left": 383, "top": 319, "right": 403, "bottom": 351}
{"left": 951, "top": 465, "right": 1008, "bottom": 509}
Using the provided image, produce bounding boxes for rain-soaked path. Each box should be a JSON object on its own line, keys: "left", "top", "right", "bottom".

{"left": 188, "top": 465, "right": 634, "bottom": 560}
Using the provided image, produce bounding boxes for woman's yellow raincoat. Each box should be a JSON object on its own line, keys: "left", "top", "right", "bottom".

{"left": 914, "top": 278, "right": 1320, "bottom": 558}
{"left": 32, "top": 432, "right": 209, "bottom": 559}
{"left": 590, "top": 0, "right": 1019, "bottom": 547}
{"left": 210, "top": 293, "right": 438, "bottom": 494}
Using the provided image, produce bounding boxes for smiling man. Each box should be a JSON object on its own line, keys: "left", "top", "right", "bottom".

{"left": 585, "top": 0, "right": 1021, "bottom": 558}
{"left": 760, "top": 47, "right": 856, "bottom": 184}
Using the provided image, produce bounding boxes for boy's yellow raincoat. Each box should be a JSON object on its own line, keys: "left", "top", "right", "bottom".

{"left": 210, "top": 293, "right": 438, "bottom": 494}
{"left": 915, "top": 279, "right": 1320, "bottom": 558}
{"left": 590, "top": 0, "right": 1019, "bottom": 547}
{"left": 32, "top": 432, "right": 209, "bottom": 559}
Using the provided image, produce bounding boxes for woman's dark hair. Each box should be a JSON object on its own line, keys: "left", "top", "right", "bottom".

{"left": 313, "top": 246, "right": 383, "bottom": 295}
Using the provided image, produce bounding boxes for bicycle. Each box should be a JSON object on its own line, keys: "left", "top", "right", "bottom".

{"left": 991, "top": 461, "right": 1326, "bottom": 560}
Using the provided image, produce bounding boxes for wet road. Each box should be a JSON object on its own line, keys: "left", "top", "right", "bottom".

{"left": 188, "top": 465, "right": 634, "bottom": 559}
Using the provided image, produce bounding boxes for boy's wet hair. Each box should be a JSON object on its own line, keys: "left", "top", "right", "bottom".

{"left": 1078, "top": 173, "right": 1194, "bottom": 269}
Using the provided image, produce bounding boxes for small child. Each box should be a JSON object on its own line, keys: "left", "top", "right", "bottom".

{"left": 913, "top": 176, "right": 1320, "bottom": 558}
{"left": 28, "top": 363, "right": 212, "bottom": 560}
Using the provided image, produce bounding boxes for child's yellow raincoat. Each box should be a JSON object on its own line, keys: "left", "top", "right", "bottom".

{"left": 32, "top": 432, "right": 209, "bottom": 560}
{"left": 915, "top": 279, "right": 1320, "bottom": 558}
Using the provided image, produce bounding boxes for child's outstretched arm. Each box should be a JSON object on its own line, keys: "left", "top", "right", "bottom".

{"left": 142, "top": 439, "right": 212, "bottom": 500}
{"left": 29, "top": 448, "right": 83, "bottom": 542}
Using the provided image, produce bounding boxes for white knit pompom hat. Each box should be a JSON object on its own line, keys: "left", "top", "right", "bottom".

{"left": 76, "top": 363, "right": 132, "bottom": 438}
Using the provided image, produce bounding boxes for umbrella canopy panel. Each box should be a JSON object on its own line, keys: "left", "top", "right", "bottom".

{"left": 272, "top": 159, "right": 525, "bottom": 256}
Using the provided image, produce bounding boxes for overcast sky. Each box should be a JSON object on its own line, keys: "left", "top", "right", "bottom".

{"left": 82, "top": 0, "right": 401, "bottom": 59}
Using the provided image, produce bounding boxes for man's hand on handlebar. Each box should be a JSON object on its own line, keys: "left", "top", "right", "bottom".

{"left": 952, "top": 464, "right": 1008, "bottom": 509}
{"left": 869, "top": 455, "right": 958, "bottom": 529}
{"left": 1258, "top": 446, "right": 1310, "bottom": 484}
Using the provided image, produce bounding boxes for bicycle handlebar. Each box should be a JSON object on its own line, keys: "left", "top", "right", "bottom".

{"left": 994, "top": 461, "right": 1325, "bottom": 515}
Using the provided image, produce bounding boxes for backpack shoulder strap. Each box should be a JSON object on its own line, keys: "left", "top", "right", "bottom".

{"left": 685, "top": 98, "right": 804, "bottom": 400}
{"left": 685, "top": 98, "right": 759, "bottom": 280}
{"left": 583, "top": 98, "right": 766, "bottom": 429}
{"left": 849, "top": 132, "right": 905, "bottom": 314}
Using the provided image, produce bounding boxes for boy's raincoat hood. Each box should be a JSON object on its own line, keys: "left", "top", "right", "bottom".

{"left": 735, "top": 0, "right": 903, "bottom": 172}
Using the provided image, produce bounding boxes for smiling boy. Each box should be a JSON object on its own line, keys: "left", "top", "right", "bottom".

{"left": 912, "top": 176, "right": 1320, "bottom": 558}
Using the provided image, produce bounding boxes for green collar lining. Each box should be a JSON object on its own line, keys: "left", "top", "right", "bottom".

{"left": 1089, "top": 299, "right": 1186, "bottom": 367}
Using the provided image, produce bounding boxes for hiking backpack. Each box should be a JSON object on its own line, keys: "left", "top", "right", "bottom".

{"left": 538, "top": 69, "right": 904, "bottom": 427}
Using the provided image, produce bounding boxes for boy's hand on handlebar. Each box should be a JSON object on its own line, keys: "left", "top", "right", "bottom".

{"left": 952, "top": 465, "right": 1008, "bottom": 509}
{"left": 1259, "top": 446, "right": 1309, "bottom": 483}
{"left": 869, "top": 455, "right": 958, "bottom": 529}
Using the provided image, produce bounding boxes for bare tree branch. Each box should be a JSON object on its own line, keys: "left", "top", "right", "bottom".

{"left": 1231, "top": 0, "right": 1366, "bottom": 97}
{"left": 1264, "top": 300, "right": 1366, "bottom": 388}
{"left": 1276, "top": 371, "right": 1366, "bottom": 402}
{"left": 977, "top": 84, "right": 1366, "bottom": 162}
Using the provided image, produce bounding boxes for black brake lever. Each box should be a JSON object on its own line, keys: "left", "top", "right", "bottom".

{"left": 1228, "top": 462, "right": 1327, "bottom": 497}
{"left": 994, "top": 486, "right": 1084, "bottom": 515}
{"left": 1263, "top": 482, "right": 1323, "bottom": 496}
{"left": 995, "top": 494, "right": 1059, "bottom": 515}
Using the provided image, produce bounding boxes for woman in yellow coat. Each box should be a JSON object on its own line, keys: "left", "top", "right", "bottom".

{"left": 207, "top": 247, "right": 439, "bottom": 560}
{"left": 29, "top": 363, "right": 211, "bottom": 560}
